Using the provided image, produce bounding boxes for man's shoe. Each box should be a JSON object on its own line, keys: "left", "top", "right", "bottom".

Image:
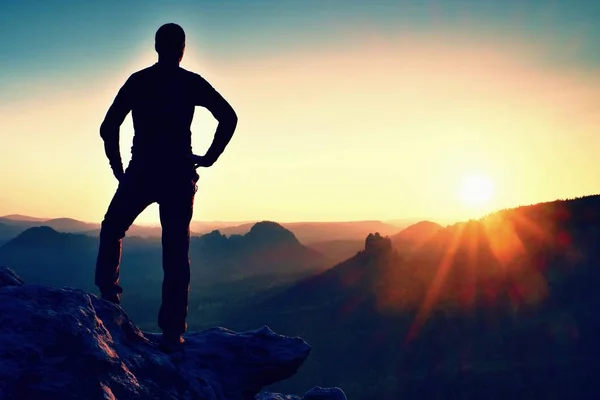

{"left": 159, "top": 333, "right": 185, "bottom": 353}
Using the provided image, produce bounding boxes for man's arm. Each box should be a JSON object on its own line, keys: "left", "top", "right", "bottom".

{"left": 100, "top": 77, "right": 134, "bottom": 181}
{"left": 193, "top": 75, "right": 238, "bottom": 167}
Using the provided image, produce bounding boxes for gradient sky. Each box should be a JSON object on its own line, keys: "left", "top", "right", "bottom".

{"left": 1, "top": 0, "right": 600, "bottom": 224}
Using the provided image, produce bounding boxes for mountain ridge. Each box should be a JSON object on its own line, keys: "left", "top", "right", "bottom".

{"left": 225, "top": 194, "right": 600, "bottom": 398}
{"left": 0, "top": 221, "right": 327, "bottom": 295}
{"left": 0, "top": 215, "right": 404, "bottom": 243}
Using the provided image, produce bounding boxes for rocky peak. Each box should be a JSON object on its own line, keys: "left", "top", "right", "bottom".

{"left": 0, "top": 266, "right": 345, "bottom": 400}
{"left": 364, "top": 232, "right": 393, "bottom": 255}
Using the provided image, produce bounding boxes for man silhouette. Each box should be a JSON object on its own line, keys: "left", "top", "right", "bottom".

{"left": 94, "top": 23, "right": 238, "bottom": 352}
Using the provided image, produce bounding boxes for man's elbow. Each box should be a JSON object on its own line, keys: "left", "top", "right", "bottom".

{"left": 230, "top": 111, "right": 238, "bottom": 128}
{"left": 222, "top": 109, "right": 238, "bottom": 130}
{"left": 99, "top": 120, "right": 118, "bottom": 141}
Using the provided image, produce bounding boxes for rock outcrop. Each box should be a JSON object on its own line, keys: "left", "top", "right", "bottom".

{"left": 0, "top": 266, "right": 345, "bottom": 400}
{"left": 364, "top": 232, "right": 393, "bottom": 255}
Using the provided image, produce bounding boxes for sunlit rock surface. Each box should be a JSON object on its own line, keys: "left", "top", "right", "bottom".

{"left": 0, "top": 266, "right": 344, "bottom": 400}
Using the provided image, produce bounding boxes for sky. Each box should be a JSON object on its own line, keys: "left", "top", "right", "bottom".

{"left": 1, "top": 0, "right": 600, "bottom": 224}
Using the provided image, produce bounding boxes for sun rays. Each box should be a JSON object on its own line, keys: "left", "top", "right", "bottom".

{"left": 402, "top": 209, "right": 556, "bottom": 343}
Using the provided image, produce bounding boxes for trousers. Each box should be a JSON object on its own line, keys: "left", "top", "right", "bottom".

{"left": 95, "top": 167, "right": 199, "bottom": 335}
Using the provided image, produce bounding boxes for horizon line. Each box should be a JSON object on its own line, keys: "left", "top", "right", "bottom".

{"left": 0, "top": 213, "right": 460, "bottom": 227}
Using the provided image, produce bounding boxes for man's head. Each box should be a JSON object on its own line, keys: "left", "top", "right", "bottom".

{"left": 155, "top": 23, "right": 186, "bottom": 63}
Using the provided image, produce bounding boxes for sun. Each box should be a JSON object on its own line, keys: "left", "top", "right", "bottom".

{"left": 458, "top": 173, "right": 495, "bottom": 207}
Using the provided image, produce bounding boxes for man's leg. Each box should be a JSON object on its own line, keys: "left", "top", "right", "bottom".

{"left": 157, "top": 175, "right": 197, "bottom": 340}
{"left": 95, "top": 176, "right": 153, "bottom": 303}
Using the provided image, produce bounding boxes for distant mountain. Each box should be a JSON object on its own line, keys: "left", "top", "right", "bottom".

{"left": 189, "top": 221, "right": 326, "bottom": 282}
{"left": 1, "top": 215, "right": 402, "bottom": 244}
{"left": 0, "top": 216, "right": 97, "bottom": 238}
{"left": 244, "top": 233, "right": 401, "bottom": 319}
{"left": 0, "top": 217, "right": 38, "bottom": 230}
{"left": 0, "top": 216, "right": 102, "bottom": 240}
{"left": 229, "top": 195, "right": 600, "bottom": 399}
{"left": 390, "top": 220, "right": 443, "bottom": 251}
{"left": 214, "top": 220, "right": 401, "bottom": 243}
{"left": 0, "top": 226, "right": 99, "bottom": 291}
{"left": 0, "top": 215, "right": 197, "bottom": 239}
{"left": 385, "top": 217, "right": 458, "bottom": 227}
{"left": 284, "top": 221, "right": 400, "bottom": 243}
{"left": 42, "top": 218, "right": 100, "bottom": 233}
{"left": 0, "top": 214, "right": 48, "bottom": 222}
{"left": 0, "top": 222, "right": 327, "bottom": 320}
{"left": 190, "top": 220, "right": 255, "bottom": 234}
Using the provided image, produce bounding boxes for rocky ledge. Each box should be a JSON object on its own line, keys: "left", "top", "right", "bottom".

{"left": 0, "top": 266, "right": 345, "bottom": 400}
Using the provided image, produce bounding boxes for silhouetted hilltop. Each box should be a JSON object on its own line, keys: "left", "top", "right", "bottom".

{"left": 390, "top": 220, "right": 443, "bottom": 251}
{"left": 0, "top": 218, "right": 37, "bottom": 244}
{"left": 6, "top": 226, "right": 79, "bottom": 246}
{"left": 228, "top": 195, "right": 600, "bottom": 399}
{"left": 0, "top": 227, "right": 99, "bottom": 290}
{"left": 190, "top": 222, "right": 325, "bottom": 282}
{"left": 479, "top": 194, "right": 600, "bottom": 236}
{"left": 0, "top": 266, "right": 346, "bottom": 400}
{"left": 247, "top": 221, "right": 300, "bottom": 245}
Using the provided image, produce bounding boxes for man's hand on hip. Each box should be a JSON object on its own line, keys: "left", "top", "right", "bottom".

{"left": 189, "top": 154, "right": 215, "bottom": 168}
